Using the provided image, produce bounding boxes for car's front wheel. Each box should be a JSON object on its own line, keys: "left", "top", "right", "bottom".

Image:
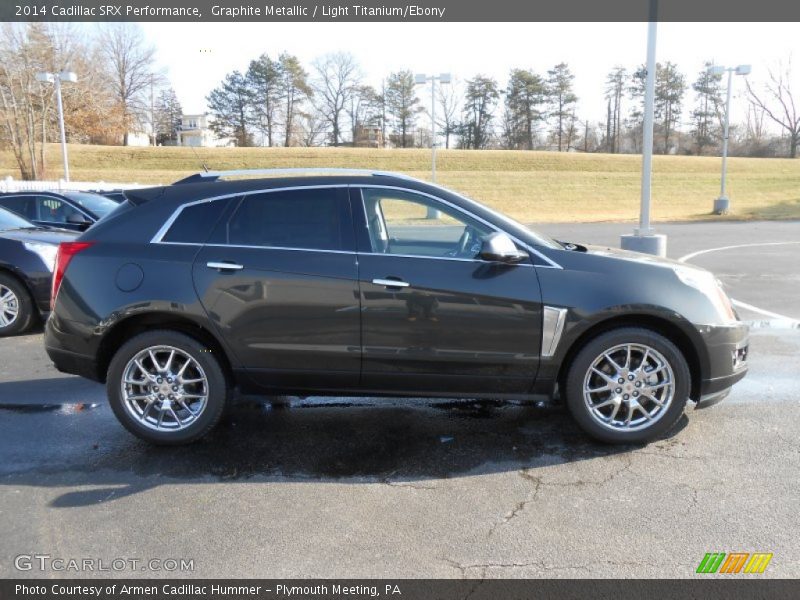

{"left": 564, "top": 327, "right": 690, "bottom": 444}
{"left": 107, "top": 330, "right": 228, "bottom": 445}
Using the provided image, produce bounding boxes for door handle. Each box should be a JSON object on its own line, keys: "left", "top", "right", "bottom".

{"left": 372, "top": 278, "right": 410, "bottom": 288}
{"left": 207, "top": 261, "right": 244, "bottom": 271}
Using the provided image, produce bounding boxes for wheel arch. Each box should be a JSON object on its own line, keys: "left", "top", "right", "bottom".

{"left": 96, "top": 312, "right": 234, "bottom": 385}
{"left": 555, "top": 313, "right": 703, "bottom": 402}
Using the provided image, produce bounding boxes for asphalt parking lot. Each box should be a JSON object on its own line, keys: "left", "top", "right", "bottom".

{"left": 0, "top": 220, "right": 798, "bottom": 579}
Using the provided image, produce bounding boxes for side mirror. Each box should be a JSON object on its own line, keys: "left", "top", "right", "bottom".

{"left": 480, "top": 232, "right": 528, "bottom": 264}
{"left": 67, "top": 213, "right": 91, "bottom": 226}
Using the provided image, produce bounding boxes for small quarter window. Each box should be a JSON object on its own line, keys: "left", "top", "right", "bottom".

{"left": 162, "top": 199, "right": 231, "bottom": 243}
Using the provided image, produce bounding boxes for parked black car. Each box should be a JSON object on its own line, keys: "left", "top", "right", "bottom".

{"left": 45, "top": 169, "right": 749, "bottom": 445}
{"left": 89, "top": 190, "right": 128, "bottom": 204}
{"left": 0, "top": 190, "right": 118, "bottom": 231}
{"left": 0, "top": 207, "right": 76, "bottom": 336}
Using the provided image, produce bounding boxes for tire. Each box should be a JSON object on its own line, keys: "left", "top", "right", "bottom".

{"left": 564, "top": 327, "right": 690, "bottom": 444}
{"left": 0, "top": 273, "right": 36, "bottom": 337}
{"left": 106, "top": 330, "right": 228, "bottom": 445}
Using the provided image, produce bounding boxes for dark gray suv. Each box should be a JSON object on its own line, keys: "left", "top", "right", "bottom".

{"left": 44, "top": 169, "right": 749, "bottom": 445}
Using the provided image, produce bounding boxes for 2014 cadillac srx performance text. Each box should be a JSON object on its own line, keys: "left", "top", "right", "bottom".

{"left": 44, "top": 169, "right": 749, "bottom": 445}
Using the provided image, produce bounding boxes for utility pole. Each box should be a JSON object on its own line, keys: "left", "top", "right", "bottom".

{"left": 620, "top": 0, "right": 667, "bottom": 257}
{"left": 414, "top": 73, "right": 451, "bottom": 218}
{"left": 708, "top": 64, "right": 751, "bottom": 214}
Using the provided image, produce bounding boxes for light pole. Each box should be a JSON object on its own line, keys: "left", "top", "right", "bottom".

{"left": 708, "top": 64, "right": 751, "bottom": 215}
{"left": 415, "top": 72, "right": 451, "bottom": 218}
{"left": 620, "top": 0, "right": 667, "bottom": 256}
{"left": 37, "top": 70, "right": 78, "bottom": 182}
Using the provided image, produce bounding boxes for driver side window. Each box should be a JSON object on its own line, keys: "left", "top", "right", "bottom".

{"left": 36, "top": 196, "right": 82, "bottom": 224}
{"left": 362, "top": 188, "right": 491, "bottom": 259}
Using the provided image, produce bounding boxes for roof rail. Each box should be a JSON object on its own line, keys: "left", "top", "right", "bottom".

{"left": 172, "top": 168, "right": 417, "bottom": 185}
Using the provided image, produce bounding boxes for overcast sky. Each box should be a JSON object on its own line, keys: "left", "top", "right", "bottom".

{"left": 139, "top": 21, "right": 799, "bottom": 128}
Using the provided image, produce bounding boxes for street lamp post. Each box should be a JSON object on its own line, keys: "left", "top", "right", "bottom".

{"left": 620, "top": 0, "right": 667, "bottom": 257}
{"left": 415, "top": 72, "right": 451, "bottom": 218}
{"left": 708, "top": 64, "right": 751, "bottom": 215}
{"left": 37, "top": 70, "right": 78, "bottom": 182}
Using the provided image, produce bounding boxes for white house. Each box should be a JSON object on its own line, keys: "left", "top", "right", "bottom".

{"left": 177, "top": 114, "right": 222, "bottom": 147}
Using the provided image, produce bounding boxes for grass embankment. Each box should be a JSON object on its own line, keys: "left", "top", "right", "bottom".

{"left": 1, "top": 144, "right": 798, "bottom": 222}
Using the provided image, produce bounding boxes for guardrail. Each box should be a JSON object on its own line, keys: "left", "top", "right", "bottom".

{"left": 1, "top": 177, "right": 152, "bottom": 193}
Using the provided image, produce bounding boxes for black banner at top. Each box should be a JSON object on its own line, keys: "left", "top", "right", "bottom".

{"left": 1, "top": 0, "right": 800, "bottom": 22}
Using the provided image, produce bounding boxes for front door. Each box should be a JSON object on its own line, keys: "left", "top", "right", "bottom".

{"left": 353, "top": 186, "right": 543, "bottom": 396}
{"left": 192, "top": 186, "right": 361, "bottom": 393}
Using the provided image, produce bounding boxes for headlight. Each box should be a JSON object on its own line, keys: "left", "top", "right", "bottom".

{"left": 673, "top": 265, "right": 737, "bottom": 323}
{"left": 23, "top": 242, "right": 58, "bottom": 272}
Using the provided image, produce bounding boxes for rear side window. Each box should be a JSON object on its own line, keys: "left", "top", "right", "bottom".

{"left": 0, "top": 195, "right": 36, "bottom": 220}
{"left": 223, "top": 188, "right": 350, "bottom": 251}
{"left": 162, "top": 198, "right": 232, "bottom": 243}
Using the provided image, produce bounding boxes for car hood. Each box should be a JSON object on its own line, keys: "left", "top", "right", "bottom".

{"left": 0, "top": 227, "right": 78, "bottom": 245}
{"left": 581, "top": 244, "right": 693, "bottom": 270}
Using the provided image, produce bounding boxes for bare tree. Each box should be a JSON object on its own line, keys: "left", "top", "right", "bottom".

{"left": 436, "top": 79, "right": 460, "bottom": 149}
{"left": 747, "top": 61, "right": 800, "bottom": 158}
{"left": 0, "top": 23, "right": 87, "bottom": 179}
{"left": 347, "top": 84, "right": 380, "bottom": 146}
{"left": 311, "top": 52, "right": 360, "bottom": 146}
{"left": 98, "top": 23, "right": 159, "bottom": 145}
{"left": 297, "top": 105, "right": 326, "bottom": 147}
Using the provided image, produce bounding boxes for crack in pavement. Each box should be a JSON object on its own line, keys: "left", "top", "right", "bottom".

{"left": 487, "top": 472, "right": 542, "bottom": 538}
{"left": 487, "top": 456, "right": 632, "bottom": 537}
{"left": 443, "top": 556, "right": 698, "bottom": 578}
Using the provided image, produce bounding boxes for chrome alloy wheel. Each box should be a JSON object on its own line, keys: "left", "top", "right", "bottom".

{"left": 0, "top": 284, "right": 19, "bottom": 328}
{"left": 582, "top": 343, "right": 676, "bottom": 432}
{"left": 121, "top": 345, "right": 209, "bottom": 431}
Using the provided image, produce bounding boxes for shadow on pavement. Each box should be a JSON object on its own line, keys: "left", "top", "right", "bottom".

{"left": 0, "top": 380, "right": 687, "bottom": 508}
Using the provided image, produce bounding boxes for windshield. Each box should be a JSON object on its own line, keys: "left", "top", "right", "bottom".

{"left": 0, "top": 206, "right": 35, "bottom": 231}
{"left": 63, "top": 191, "right": 118, "bottom": 218}
{"left": 430, "top": 184, "right": 563, "bottom": 250}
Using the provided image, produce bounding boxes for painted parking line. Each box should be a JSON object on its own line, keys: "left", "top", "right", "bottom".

{"left": 678, "top": 241, "right": 800, "bottom": 329}
{"left": 678, "top": 241, "right": 800, "bottom": 264}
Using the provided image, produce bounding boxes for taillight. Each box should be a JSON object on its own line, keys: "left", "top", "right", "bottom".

{"left": 51, "top": 241, "right": 94, "bottom": 310}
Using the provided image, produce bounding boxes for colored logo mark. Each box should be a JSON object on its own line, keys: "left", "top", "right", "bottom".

{"left": 697, "top": 552, "right": 773, "bottom": 574}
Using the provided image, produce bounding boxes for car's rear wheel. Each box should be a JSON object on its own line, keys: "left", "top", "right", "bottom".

{"left": 0, "top": 273, "right": 35, "bottom": 337}
{"left": 107, "top": 330, "right": 228, "bottom": 445}
{"left": 564, "top": 327, "right": 690, "bottom": 444}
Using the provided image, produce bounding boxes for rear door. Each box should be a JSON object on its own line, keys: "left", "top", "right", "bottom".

{"left": 192, "top": 186, "right": 361, "bottom": 393}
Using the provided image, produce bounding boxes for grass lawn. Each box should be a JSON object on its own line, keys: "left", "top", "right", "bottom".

{"left": 1, "top": 144, "right": 799, "bottom": 223}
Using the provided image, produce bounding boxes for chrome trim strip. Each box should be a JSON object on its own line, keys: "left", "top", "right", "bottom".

{"left": 150, "top": 184, "right": 350, "bottom": 244}
{"left": 355, "top": 185, "right": 562, "bottom": 269}
{"left": 151, "top": 182, "right": 563, "bottom": 271}
{"left": 203, "top": 243, "right": 356, "bottom": 255}
{"left": 361, "top": 251, "right": 533, "bottom": 266}
{"left": 189, "top": 168, "right": 418, "bottom": 181}
{"left": 207, "top": 261, "right": 244, "bottom": 270}
{"left": 372, "top": 279, "right": 410, "bottom": 288}
{"left": 541, "top": 306, "right": 568, "bottom": 358}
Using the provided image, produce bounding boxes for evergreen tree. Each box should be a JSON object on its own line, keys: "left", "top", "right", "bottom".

{"left": 206, "top": 70, "right": 253, "bottom": 147}
{"left": 547, "top": 63, "right": 578, "bottom": 151}
{"left": 504, "top": 68, "right": 547, "bottom": 150}
{"left": 385, "top": 70, "right": 421, "bottom": 148}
